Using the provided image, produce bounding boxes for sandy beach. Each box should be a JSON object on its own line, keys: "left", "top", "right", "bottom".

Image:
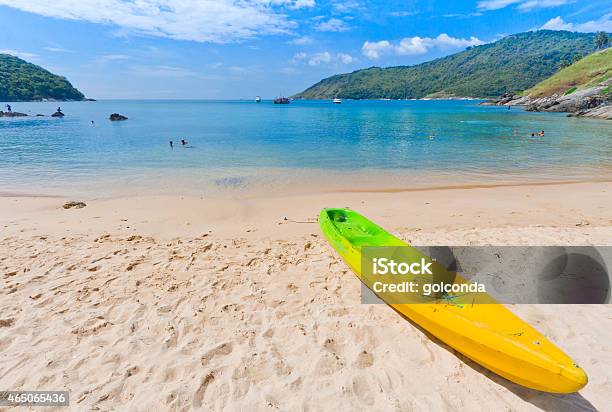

{"left": 1, "top": 181, "right": 611, "bottom": 411}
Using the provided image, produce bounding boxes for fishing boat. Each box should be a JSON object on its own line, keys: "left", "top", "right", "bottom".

{"left": 255, "top": 96, "right": 261, "bottom": 103}
{"left": 332, "top": 98, "right": 342, "bottom": 104}
{"left": 273, "top": 96, "right": 290, "bottom": 104}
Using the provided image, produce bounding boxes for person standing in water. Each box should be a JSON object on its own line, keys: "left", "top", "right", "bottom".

{"left": 170, "top": 140, "right": 174, "bottom": 149}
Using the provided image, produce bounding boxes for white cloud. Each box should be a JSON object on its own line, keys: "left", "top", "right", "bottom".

{"left": 541, "top": 13, "right": 612, "bottom": 32}
{"left": 337, "top": 53, "right": 354, "bottom": 64}
{"left": 276, "top": 66, "right": 301, "bottom": 75}
{"left": 130, "top": 65, "right": 197, "bottom": 77}
{"left": 332, "top": 1, "right": 362, "bottom": 13}
{"left": 362, "top": 34, "right": 485, "bottom": 60}
{"left": 395, "top": 37, "right": 429, "bottom": 55}
{"left": 308, "top": 51, "right": 332, "bottom": 65}
{"left": 433, "top": 33, "right": 485, "bottom": 49}
{"left": 518, "top": 0, "right": 573, "bottom": 10}
{"left": 0, "top": 49, "right": 38, "bottom": 61}
{"left": 291, "top": 0, "right": 315, "bottom": 8}
{"left": 291, "top": 51, "right": 354, "bottom": 66}
{"left": 477, "top": 0, "right": 573, "bottom": 11}
{"left": 389, "top": 11, "right": 419, "bottom": 17}
{"left": 314, "top": 18, "right": 349, "bottom": 32}
{"left": 0, "top": 0, "right": 306, "bottom": 43}
{"left": 95, "top": 54, "right": 132, "bottom": 64}
{"left": 477, "top": 0, "right": 522, "bottom": 10}
{"left": 541, "top": 16, "right": 573, "bottom": 30}
{"left": 362, "top": 40, "right": 393, "bottom": 59}
{"left": 291, "top": 52, "right": 308, "bottom": 64}
{"left": 288, "top": 36, "right": 314, "bottom": 45}
{"left": 44, "top": 46, "right": 74, "bottom": 53}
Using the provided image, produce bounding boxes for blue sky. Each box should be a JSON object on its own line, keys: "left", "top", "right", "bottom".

{"left": 1, "top": 0, "right": 610, "bottom": 99}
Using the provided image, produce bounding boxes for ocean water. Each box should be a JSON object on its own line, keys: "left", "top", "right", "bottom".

{"left": 1, "top": 99, "right": 611, "bottom": 196}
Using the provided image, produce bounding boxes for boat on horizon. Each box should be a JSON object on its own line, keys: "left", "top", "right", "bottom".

{"left": 273, "top": 96, "right": 290, "bottom": 104}
{"left": 332, "top": 97, "right": 342, "bottom": 104}
{"left": 255, "top": 96, "right": 261, "bottom": 102}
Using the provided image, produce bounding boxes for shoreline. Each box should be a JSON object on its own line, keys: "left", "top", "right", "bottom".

{"left": 2, "top": 180, "right": 612, "bottom": 240}
{"left": 4, "top": 167, "right": 612, "bottom": 200}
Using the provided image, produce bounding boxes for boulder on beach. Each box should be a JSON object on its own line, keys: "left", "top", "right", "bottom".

{"left": 109, "top": 113, "right": 128, "bottom": 121}
{"left": 51, "top": 111, "right": 64, "bottom": 117}
{"left": 0, "top": 111, "right": 28, "bottom": 117}
{"left": 63, "top": 201, "right": 87, "bottom": 209}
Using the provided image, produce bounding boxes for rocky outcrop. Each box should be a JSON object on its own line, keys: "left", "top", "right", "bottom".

{"left": 109, "top": 113, "right": 128, "bottom": 121}
{"left": 482, "top": 80, "right": 611, "bottom": 120}
{"left": 0, "top": 110, "right": 27, "bottom": 117}
{"left": 63, "top": 201, "right": 86, "bottom": 209}
{"left": 569, "top": 104, "right": 612, "bottom": 120}
{"left": 51, "top": 111, "right": 64, "bottom": 117}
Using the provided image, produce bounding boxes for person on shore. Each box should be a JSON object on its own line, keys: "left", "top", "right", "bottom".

{"left": 5, "top": 104, "right": 11, "bottom": 112}
{"left": 57, "top": 107, "right": 62, "bottom": 113}
{"left": 170, "top": 140, "right": 174, "bottom": 149}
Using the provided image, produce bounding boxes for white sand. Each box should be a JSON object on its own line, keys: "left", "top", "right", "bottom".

{"left": 1, "top": 181, "right": 611, "bottom": 411}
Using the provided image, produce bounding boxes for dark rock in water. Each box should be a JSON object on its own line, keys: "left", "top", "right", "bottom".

{"left": 36, "top": 114, "right": 44, "bottom": 116}
{"left": 63, "top": 201, "right": 87, "bottom": 209}
{"left": 84, "top": 98, "right": 97, "bottom": 101}
{"left": 480, "top": 92, "right": 517, "bottom": 106}
{"left": 0, "top": 111, "right": 28, "bottom": 117}
{"left": 51, "top": 111, "right": 64, "bottom": 117}
{"left": 109, "top": 113, "right": 128, "bottom": 121}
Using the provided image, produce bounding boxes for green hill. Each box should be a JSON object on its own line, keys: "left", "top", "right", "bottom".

{"left": 294, "top": 30, "right": 599, "bottom": 100}
{"left": 0, "top": 54, "right": 85, "bottom": 101}
{"left": 525, "top": 47, "right": 611, "bottom": 98}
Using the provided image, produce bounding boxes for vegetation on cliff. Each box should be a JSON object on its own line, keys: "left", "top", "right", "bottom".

{"left": 525, "top": 47, "right": 611, "bottom": 98}
{"left": 294, "top": 31, "right": 600, "bottom": 100}
{"left": 0, "top": 54, "right": 85, "bottom": 101}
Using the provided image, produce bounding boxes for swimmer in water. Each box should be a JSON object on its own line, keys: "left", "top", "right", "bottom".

{"left": 170, "top": 140, "right": 174, "bottom": 149}
{"left": 181, "top": 139, "right": 188, "bottom": 146}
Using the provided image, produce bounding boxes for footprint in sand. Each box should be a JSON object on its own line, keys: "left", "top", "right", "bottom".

{"left": 352, "top": 375, "right": 375, "bottom": 405}
{"left": 193, "top": 372, "right": 215, "bottom": 408}
{"left": 201, "top": 342, "right": 233, "bottom": 365}
{"left": 355, "top": 350, "right": 374, "bottom": 368}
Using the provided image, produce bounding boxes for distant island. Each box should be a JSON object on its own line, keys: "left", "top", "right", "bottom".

{"left": 0, "top": 54, "right": 86, "bottom": 101}
{"left": 293, "top": 30, "right": 601, "bottom": 100}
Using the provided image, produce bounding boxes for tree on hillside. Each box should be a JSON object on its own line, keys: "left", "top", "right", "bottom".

{"left": 595, "top": 32, "right": 609, "bottom": 49}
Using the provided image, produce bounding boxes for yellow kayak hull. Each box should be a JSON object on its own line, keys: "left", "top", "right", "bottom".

{"left": 319, "top": 208, "right": 588, "bottom": 393}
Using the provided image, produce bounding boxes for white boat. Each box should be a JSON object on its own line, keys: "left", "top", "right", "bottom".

{"left": 255, "top": 96, "right": 261, "bottom": 102}
{"left": 332, "top": 98, "right": 342, "bottom": 104}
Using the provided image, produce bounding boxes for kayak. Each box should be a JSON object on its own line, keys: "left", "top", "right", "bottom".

{"left": 319, "top": 208, "right": 588, "bottom": 393}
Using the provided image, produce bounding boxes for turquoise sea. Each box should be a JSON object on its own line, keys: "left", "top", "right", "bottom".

{"left": 1, "top": 100, "right": 611, "bottom": 196}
